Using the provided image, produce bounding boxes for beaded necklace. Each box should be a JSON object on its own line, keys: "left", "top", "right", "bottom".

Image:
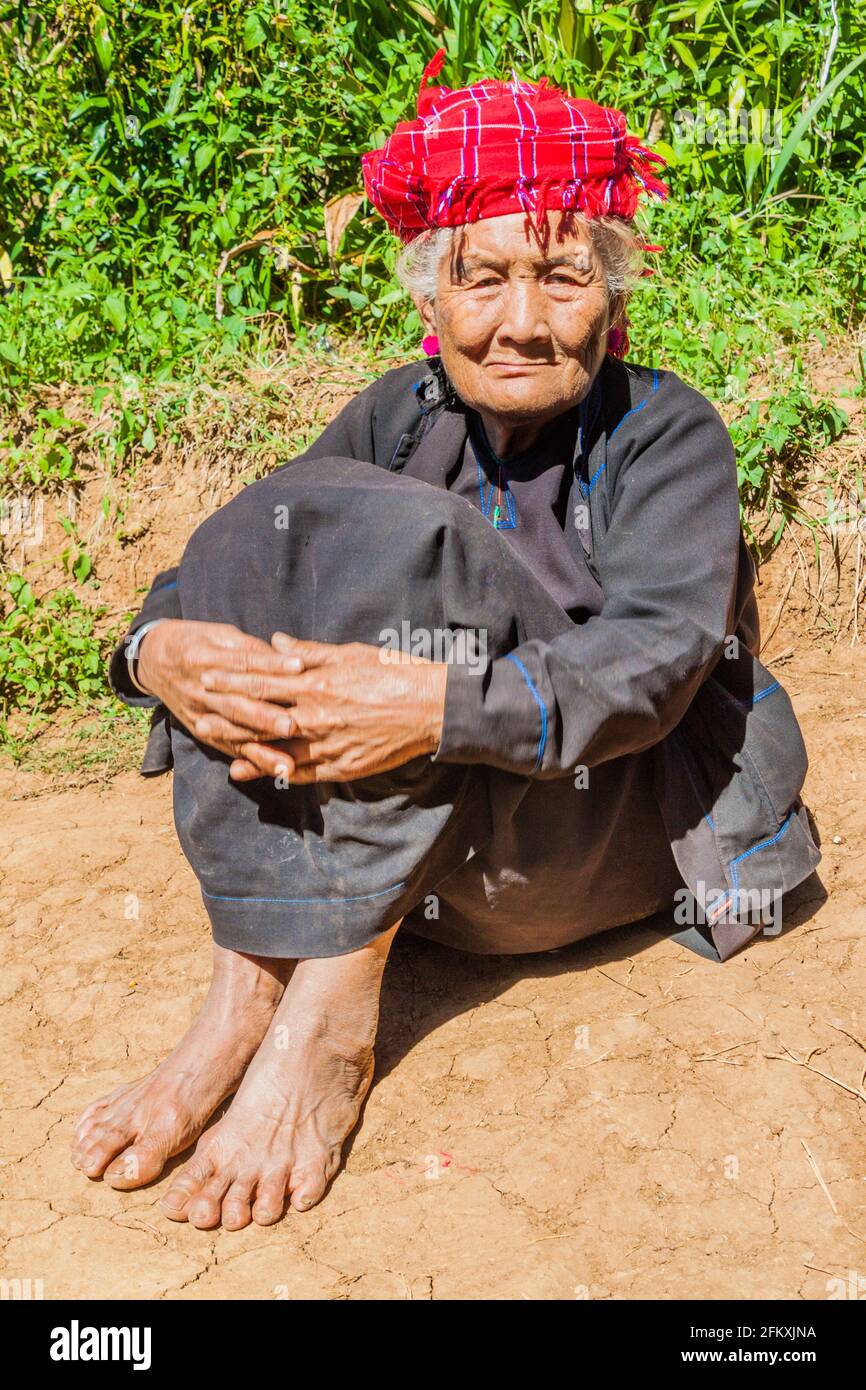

{"left": 471, "top": 386, "right": 597, "bottom": 532}
{"left": 472, "top": 417, "right": 518, "bottom": 530}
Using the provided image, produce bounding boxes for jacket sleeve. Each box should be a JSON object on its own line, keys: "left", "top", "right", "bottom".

{"left": 108, "top": 567, "right": 183, "bottom": 706}
{"left": 433, "top": 376, "right": 743, "bottom": 778}
{"left": 108, "top": 376, "right": 390, "bottom": 705}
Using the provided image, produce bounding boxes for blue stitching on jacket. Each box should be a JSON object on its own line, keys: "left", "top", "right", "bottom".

{"left": 608, "top": 368, "right": 660, "bottom": 441}
{"left": 584, "top": 459, "right": 606, "bottom": 494}
{"left": 580, "top": 368, "right": 660, "bottom": 496}
{"left": 750, "top": 681, "right": 780, "bottom": 705}
{"left": 723, "top": 680, "right": 781, "bottom": 710}
{"left": 505, "top": 652, "right": 547, "bottom": 772}
{"left": 203, "top": 881, "right": 406, "bottom": 906}
{"left": 728, "top": 808, "right": 795, "bottom": 891}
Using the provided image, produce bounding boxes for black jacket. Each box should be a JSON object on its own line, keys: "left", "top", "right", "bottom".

{"left": 111, "top": 354, "right": 821, "bottom": 958}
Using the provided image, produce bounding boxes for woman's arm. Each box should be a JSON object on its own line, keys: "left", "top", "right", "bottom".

{"left": 109, "top": 568, "right": 181, "bottom": 706}
{"left": 432, "top": 378, "right": 742, "bottom": 777}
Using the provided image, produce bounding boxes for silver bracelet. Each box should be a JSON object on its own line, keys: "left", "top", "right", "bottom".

{"left": 125, "top": 618, "right": 166, "bottom": 695}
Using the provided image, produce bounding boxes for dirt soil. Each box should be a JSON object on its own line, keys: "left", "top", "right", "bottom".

{"left": 1, "top": 345, "right": 865, "bottom": 1301}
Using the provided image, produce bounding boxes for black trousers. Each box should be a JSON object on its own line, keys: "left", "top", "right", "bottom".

{"left": 172, "top": 456, "right": 682, "bottom": 958}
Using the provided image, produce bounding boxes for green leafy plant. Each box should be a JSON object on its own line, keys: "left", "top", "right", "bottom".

{"left": 730, "top": 384, "right": 849, "bottom": 542}
{"left": 0, "top": 1, "right": 863, "bottom": 396}
{"left": 0, "top": 573, "right": 110, "bottom": 718}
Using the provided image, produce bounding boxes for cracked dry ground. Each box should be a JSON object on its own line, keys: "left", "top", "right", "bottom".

{"left": 1, "top": 623, "right": 864, "bottom": 1300}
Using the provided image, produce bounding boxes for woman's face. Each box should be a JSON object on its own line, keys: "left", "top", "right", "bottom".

{"left": 416, "top": 210, "right": 619, "bottom": 426}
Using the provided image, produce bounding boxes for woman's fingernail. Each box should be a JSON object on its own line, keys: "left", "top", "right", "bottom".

{"left": 282, "top": 657, "right": 303, "bottom": 672}
{"left": 278, "top": 718, "right": 294, "bottom": 737}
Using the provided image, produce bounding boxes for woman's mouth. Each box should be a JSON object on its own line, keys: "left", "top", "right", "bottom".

{"left": 485, "top": 360, "right": 551, "bottom": 375}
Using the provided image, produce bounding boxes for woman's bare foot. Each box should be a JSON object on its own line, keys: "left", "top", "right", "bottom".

{"left": 72, "top": 945, "right": 291, "bottom": 1189}
{"left": 159, "top": 923, "right": 399, "bottom": 1229}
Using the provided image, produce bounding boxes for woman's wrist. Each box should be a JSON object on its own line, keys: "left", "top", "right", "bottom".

{"left": 132, "top": 621, "right": 167, "bottom": 697}
{"left": 418, "top": 663, "right": 448, "bottom": 754}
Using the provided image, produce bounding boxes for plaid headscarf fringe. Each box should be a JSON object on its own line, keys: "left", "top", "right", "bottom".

{"left": 363, "top": 48, "right": 669, "bottom": 247}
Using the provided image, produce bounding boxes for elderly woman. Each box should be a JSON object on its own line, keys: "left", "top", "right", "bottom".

{"left": 72, "top": 54, "right": 819, "bottom": 1230}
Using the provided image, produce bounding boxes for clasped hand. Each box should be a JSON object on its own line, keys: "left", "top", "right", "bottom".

{"left": 137, "top": 620, "right": 448, "bottom": 783}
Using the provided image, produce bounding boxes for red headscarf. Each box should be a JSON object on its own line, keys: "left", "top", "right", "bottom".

{"left": 362, "top": 49, "right": 668, "bottom": 247}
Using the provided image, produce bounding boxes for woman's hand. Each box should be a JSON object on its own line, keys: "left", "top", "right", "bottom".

{"left": 136, "top": 619, "right": 304, "bottom": 770}
{"left": 198, "top": 632, "right": 449, "bottom": 783}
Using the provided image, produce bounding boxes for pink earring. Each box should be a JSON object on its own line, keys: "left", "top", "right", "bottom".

{"left": 607, "top": 324, "right": 630, "bottom": 359}
{"left": 421, "top": 334, "right": 440, "bottom": 356}
{"left": 607, "top": 325, "right": 624, "bottom": 356}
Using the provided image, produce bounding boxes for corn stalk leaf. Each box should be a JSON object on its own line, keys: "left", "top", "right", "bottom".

{"left": 758, "top": 52, "right": 866, "bottom": 208}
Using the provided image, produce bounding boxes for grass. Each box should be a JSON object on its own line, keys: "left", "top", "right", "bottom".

{"left": 3, "top": 705, "right": 151, "bottom": 786}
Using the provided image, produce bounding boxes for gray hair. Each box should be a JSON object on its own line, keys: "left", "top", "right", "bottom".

{"left": 395, "top": 213, "right": 645, "bottom": 304}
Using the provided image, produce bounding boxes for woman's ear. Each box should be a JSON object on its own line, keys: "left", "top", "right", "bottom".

{"left": 411, "top": 291, "right": 437, "bottom": 334}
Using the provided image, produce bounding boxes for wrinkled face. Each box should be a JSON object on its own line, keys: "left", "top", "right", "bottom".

{"left": 416, "top": 210, "right": 618, "bottom": 426}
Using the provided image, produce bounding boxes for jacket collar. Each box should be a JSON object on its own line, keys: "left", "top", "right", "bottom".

{"left": 405, "top": 354, "right": 613, "bottom": 494}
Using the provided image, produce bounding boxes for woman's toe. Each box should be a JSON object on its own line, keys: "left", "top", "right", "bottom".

{"left": 104, "top": 1135, "right": 171, "bottom": 1190}
{"left": 289, "top": 1164, "right": 329, "bottom": 1213}
{"left": 70, "top": 1141, "right": 95, "bottom": 1172}
{"left": 221, "top": 1182, "right": 254, "bottom": 1231}
{"left": 160, "top": 1157, "right": 214, "bottom": 1222}
{"left": 252, "top": 1177, "right": 288, "bottom": 1226}
{"left": 72, "top": 1129, "right": 128, "bottom": 1177}
{"left": 188, "top": 1176, "right": 232, "bottom": 1229}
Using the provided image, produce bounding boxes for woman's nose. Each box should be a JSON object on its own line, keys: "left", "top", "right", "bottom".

{"left": 497, "top": 280, "right": 550, "bottom": 344}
